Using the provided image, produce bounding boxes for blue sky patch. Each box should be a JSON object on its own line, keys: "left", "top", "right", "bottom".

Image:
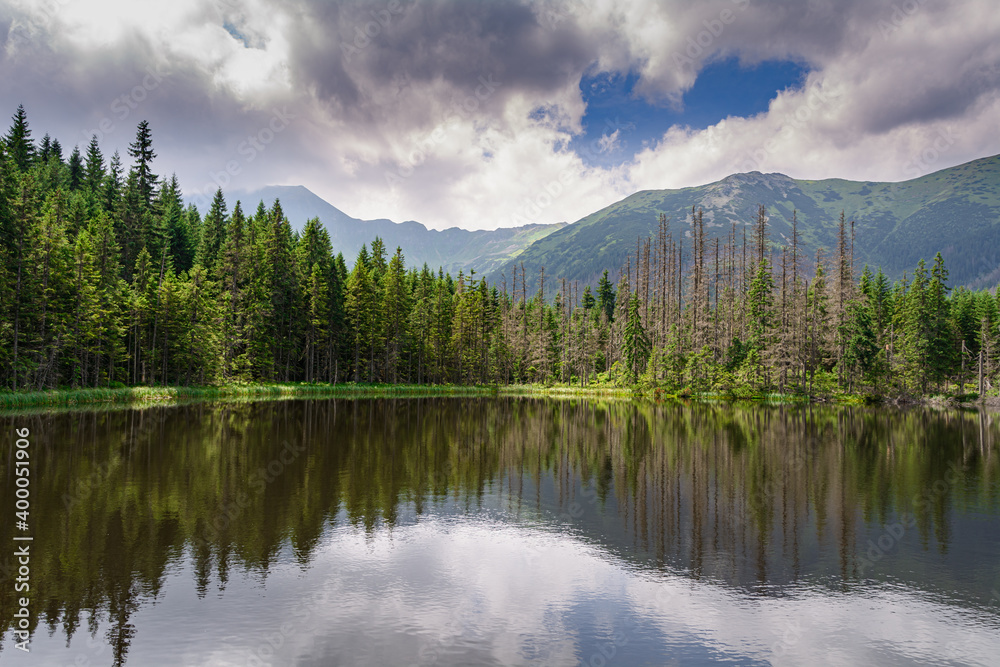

{"left": 224, "top": 21, "right": 251, "bottom": 48}
{"left": 571, "top": 58, "right": 809, "bottom": 167}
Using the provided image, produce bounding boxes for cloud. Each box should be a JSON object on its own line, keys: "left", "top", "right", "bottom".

{"left": 626, "top": 1, "right": 1000, "bottom": 191}
{"left": 1, "top": 0, "right": 998, "bottom": 231}
{"left": 597, "top": 129, "right": 620, "bottom": 153}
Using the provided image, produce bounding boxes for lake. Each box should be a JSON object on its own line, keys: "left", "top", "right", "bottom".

{"left": 2, "top": 398, "right": 1000, "bottom": 665}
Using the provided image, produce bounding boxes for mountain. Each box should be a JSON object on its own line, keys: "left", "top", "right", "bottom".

{"left": 501, "top": 154, "right": 1000, "bottom": 290}
{"left": 189, "top": 185, "right": 565, "bottom": 276}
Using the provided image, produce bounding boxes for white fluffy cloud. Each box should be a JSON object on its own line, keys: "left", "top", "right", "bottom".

{"left": 1, "top": 0, "right": 998, "bottom": 230}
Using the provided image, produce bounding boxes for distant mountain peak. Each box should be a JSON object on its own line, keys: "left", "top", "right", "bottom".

{"left": 502, "top": 152, "right": 1000, "bottom": 290}
{"left": 718, "top": 170, "right": 794, "bottom": 185}
{"left": 184, "top": 184, "right": 565, "bottom": 275}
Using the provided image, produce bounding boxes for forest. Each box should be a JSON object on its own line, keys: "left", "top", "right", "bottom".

{"left": 1, "top": 106, "right": 998, "bottom": 398}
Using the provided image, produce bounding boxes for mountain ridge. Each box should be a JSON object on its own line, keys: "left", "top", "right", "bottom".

{"left": 500, "top": 153, "right": 1000, "bottom": 290}
{"left": 189, "top": 153, "right": 1000, "bottom": 289}
{"left": 188, "top": 185, "right": 566, "bottom": 276}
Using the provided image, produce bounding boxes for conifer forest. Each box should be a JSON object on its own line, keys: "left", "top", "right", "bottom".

{"left": 1, "top": 106, "right": 997, "bottom": 398}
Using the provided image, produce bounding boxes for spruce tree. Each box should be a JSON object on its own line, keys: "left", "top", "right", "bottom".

{"left": 746, "top": 254, "right": 775, "bottom": 387}
{"left": 582, "top": 285, "right": 595, "bottom": 311}
{"left": 382, "top": 247, "right": 410, "bottom": 382}
{"left": 305, "top": 263, "right": 330, "bottom": 382}
{"left": 370, "top": 236, "right": 388, "bottom": 282}
{"left": 71, "top": 227, "right": 102, "bottom": 385}
{"left": 621, "top": 292, "right": 650, "bottom": 384}
{"left": 4, "top": 105, "right": 34, "bottom": 172}
{"left": 103, "top": 151, "right": 124, "bottom": 214}
{"left": 597, "top": 269, "right": 615, "bottom": 322}
{"left": 346, "top": 255, "right": 377, "bottom": 382}
{"left": 928, "top": 252, "right": 955, "bottom": 387}
{"left": 87, "top": 211, "right": 124, "bottom": 386}
{"left": 84, "top": 135, "right": 105, "bottom": 195}
{"left": 38, "top": 133, "right": 51, "bottom": 163}
{"left": 127, "top": 120, "right": 158, "bottom": 207}
{"left": 261, "top": 200, "right": 301, "bottom": 380}
{"left": 158, "top": 175, "right": 193, "bottom": 272}
{"left": 901, "top": 260, "right": 931, "bottom": 393}
{"left": 68, "top": 145, "right": 84, "bottom": 190}
{"left": 196, "top": 189, "right": 228, "bottom": 274}
{"left": 842, "top": 297, "right": 879, "bottom": 391}
{"left": 297, "top": 218, "right": 336, "bottom": 381}
{"left": 218, "top": 201, "right": 247, "bottom": 379}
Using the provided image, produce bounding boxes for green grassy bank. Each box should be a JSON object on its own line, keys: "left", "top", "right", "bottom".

{"left": 0, "top": 383, "right": 514, "bottom": 410}
{"left": 0, "top": 381, "right": 873, "bottom": 413}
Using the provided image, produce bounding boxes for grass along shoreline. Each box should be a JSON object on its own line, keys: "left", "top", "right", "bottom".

{"left": 0, "top": 382, "right": 635, "bottom": 410}
{"left": 0, "top": 382, "right": 984, "bottom": 412}
{"left": 0, "top": 383, "right": 508, "bottom": 410}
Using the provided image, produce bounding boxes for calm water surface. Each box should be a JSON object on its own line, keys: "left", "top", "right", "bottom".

{"left": 2, "top": 398, "right": 1000, "bottom": 665}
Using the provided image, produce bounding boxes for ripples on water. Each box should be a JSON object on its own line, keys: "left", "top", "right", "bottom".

{"left": 2, "top": 398, "right": 999, "bottom": 665}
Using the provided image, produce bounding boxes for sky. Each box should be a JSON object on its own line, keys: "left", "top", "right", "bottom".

{"left": 1, "top": 0, "right": 998, "bottom": 231}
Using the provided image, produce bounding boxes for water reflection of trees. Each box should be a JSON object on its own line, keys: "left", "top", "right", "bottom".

{"left": 1, "top": 400, "right": 998, "bottom": 664}
{"left": 601, "top": 404, "right": 1000, "bottom": 589}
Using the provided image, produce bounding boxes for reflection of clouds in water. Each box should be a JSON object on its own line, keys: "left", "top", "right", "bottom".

{"left": 6, "top": 513, "right": 999, "bottom": 666}
{"left": 305, "top": 519, "right": 589, "bottom": 666}
{"left": 108, "top": 517, "right": 1000, "bottom": 665}
{"left": 625, "top": 575, "right": 1000, "bottom": 665}
{"left": 4, "top": 397, "right": 1000, "bottom": 667}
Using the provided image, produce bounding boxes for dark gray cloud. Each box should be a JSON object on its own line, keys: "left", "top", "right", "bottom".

{"left": 282, "top": 0, "right": 596, "bottom": 131}
{"left": 1, "top": 0, "right": 997, "bottom": 229}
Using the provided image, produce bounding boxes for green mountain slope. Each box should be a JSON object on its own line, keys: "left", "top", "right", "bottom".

{"left": 192, "top": 185, "right": 565, "bottom": 275}
{"left": 500, "top": 154, "right": 1000, "bottom": 289}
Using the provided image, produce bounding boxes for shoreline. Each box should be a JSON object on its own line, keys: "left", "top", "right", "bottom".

{"left": 0, "top": 382, "right": 988, "bottom": 414}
